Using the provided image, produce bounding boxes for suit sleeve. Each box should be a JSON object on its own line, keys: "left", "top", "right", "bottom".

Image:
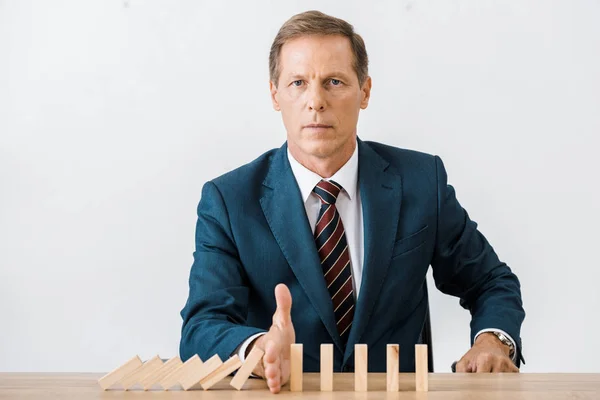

{"left": 430, "top": 156, "right": 526, "bottom": 365}
{"left": 179, "top": 181, "right": 266, "bottom": 362}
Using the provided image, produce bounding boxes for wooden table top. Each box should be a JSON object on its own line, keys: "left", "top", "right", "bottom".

{"left": 1, "top": 372, "right": 599, "bottom": 399}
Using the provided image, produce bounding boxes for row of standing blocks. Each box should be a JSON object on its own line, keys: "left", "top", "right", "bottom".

{"left": 97, "top": 344, "right": 429, "bottom": 392}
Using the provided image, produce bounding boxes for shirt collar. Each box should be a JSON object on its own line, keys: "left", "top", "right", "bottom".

{"left": 287, "top": 142, "right": 359, "bottom": 203}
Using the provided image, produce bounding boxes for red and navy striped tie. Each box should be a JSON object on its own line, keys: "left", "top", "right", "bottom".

{"left": 313, "top": 179, "right": 354, "bottom": 346}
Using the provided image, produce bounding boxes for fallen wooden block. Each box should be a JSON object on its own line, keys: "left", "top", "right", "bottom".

{"left": 386, "top": 344, "right": 399, "bottom": 392}
{"left": 290, "top": 343, "right": 303, "bottom": 392}
{"left": 160, "top": 354, "right": 202, "bottom": 390}
{"left": 415, "top": 344, "right": 428, "bottom": 392}
{"left": 159, "top": 362, "right": 184, "bottom": 390}
{"left": 200, "top": 355, "right": 242, "bottom": 390}
{"left": 230, "top": 347, "right": 264, "bottom": 390}
{"left": 182, "top": 354, "right": 222, "bottom": 391}
{"left": 140, "top": 356, "right": 182, "bottom": 390}
{"left": 320, "top": 343, "right": 333, "bottom": 391}
{"left": 120, "top": 355, "right": 163, "bottom": 390}
{"left": 355, "top": 344, "right": 368, "bottom": 392}
{"left": 97, "top": 355, "right": 142, "bottom": 390}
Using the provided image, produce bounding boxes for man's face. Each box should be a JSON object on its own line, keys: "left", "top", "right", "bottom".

{"left": 270, "top": 35, "right": 371, "bottom": 161}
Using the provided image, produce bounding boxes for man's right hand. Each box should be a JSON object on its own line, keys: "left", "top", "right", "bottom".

{"left": 247, "top": 283, "right": 295, "bottom": 394}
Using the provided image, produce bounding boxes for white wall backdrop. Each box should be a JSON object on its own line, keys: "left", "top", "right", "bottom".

{"left": 1, "top": 0, "right": 599, "bottom": 373}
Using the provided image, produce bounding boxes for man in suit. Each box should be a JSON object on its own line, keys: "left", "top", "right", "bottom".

{"left": 179, "top": 10, "right": 525, "bottom": 393}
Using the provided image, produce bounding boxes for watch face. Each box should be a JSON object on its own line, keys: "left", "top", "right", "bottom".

{"left": 495, "top": 333, "right": 513, "bottom": 348}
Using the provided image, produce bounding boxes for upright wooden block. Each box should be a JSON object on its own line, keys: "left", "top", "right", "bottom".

{"left": 415, "top": 344, "right": 428, "bottom": 392}
{"left": 386, "top": 344, "right": 399, "bottom": 392}
{"left": 181, "top": 354, "right": 223, "bottom": 391}
{"left": 140, "top": 356, "right": 182, "bottom": 390}
{"left": 160, "top": 354, "right": 202, "bottom": 391}
{"left": 97, "top": 355, "right": 143, "bottom": 390}
{"left": 290, "top": 343, "right": 303, "bottom": 392}
{"left": 320, "top": 344, "right": 333, "bottom": 391}
{"left": 200, "top": 355, "right": 242, "bottom": 390}
{"left": 230, "top": 346, "right": 265, "bottom": 390}
{"left": 120, "top": 355, "right": 164, "bottom": 390}
{"left": 354, "top": 344, "right": 368, "bottom": 392}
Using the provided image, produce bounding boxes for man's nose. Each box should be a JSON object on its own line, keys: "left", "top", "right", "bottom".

{"left": 307, "top": 86, "right": 326, "bottom": 111}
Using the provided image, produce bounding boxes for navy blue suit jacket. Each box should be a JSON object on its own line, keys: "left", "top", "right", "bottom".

{"left": 179, "top": 139, "right": 525, "bottom": 372}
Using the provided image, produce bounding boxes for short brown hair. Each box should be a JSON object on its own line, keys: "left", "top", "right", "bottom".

{"left": 269, "top": 10, "right": 369, "bottom": 87}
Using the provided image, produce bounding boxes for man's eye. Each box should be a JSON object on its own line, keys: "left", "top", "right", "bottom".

{"left": 292, "top": 80, "right": 303, "bottom": 87}
{"left": 330, "top": 79, "right": 341, "bottom": 86}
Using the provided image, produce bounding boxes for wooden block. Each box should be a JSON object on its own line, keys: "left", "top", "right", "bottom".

{"left": 415, "top": 344, "right": 428, "bottom": 392}
{"left": 355, "top": 344, "right": 368, "bottom": 392}
{"left": 386, "top": 344, "right": 399, "bottom": 392}
{"left": 120, "top": 355, "right": 164, "bottom": 390}
{"left": 97, "top": 355, "right": 143, "bottom": 390}
{"left": 160, "top": 354, "right": 202, "bottom": 390}
{"left": 140, "top": 356, "right": 182, "bottom": 391}
{"left": 230, "top": 347, "right": 265, "bottom": 390}
{"left": 200, "top": 355, "right": 242, "bottom": 390}
{"left": 181, "top": 354, "right": 222, "bottom": 391}
{"left": 290, "top": 343, "right": 303, "bottom": 392}
{"left": 320, "top": 344, "right": 333, "bottom": 391}
{"left": 159, "top": 363, "right": 184, "bottom": 390}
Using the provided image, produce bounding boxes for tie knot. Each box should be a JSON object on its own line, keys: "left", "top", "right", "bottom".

{"left": 313, "top": 180, "right": 343, "bottom": 204}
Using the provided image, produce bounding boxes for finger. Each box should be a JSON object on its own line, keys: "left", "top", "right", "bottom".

{"left": 273, "top": 284, "right": 293, "bottom": 328}
{"left": 263, "top": 339, "right": 280, "bottom": 364}
{"left": 280, "top": 357, "right": 291, "bottom": 384}
{"left": 491, "top": 360, "right": 505, "bottom": 373}
{"left": 455, "top": 359, "right": 472, "bottom": 373}
{"left": 264, "top": 344, "right": 281, "bottom": 377}
{"left": 269, "top": 381, "right": 281, "bottom": 394}
{"left": 264, "top": 361, "right": 280, "bottom": 379}
{"left": 267, "top": 375, "right": 281, "bottom": 392}
{"left": 468, "top": 359, "right": 478, "bottom": 372}
{"left": 265, "top": 354, "right": 282, "bottom": 394}
{"left": 493, "top": 359, "right": 519, "bottom": 373}
{"left": 264, "top": 355, "right": 281, "bottom": 378}
{"left": 475, "top": 354, "right": 493, "bottom": 373}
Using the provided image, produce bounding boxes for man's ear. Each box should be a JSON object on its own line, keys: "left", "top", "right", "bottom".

{"left": 360, "top": 76, "right": 372, "bottom": 110}
{"left": 269, "top": 81, "right": 281, "bottom": 111}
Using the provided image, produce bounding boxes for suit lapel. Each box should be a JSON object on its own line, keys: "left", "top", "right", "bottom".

{"left": 260, "top": 143, "right": 343, "bottom": 353}
{"left": 344, "top": 139, "right": 403, "bottom": 363}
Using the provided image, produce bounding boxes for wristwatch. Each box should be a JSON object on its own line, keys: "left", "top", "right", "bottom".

{"left": 492, "top": 331, "right": 515, "bottom": 358}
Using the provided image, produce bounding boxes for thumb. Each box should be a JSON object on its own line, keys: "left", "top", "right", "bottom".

{"left": 273, "top": 283, "right": 292, "bottom": 328}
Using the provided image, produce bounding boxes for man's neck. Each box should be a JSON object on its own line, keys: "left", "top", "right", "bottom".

{"left": 288, "top": 139, "right": 356, "bottom": 178}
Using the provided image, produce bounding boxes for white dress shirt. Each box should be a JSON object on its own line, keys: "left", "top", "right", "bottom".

{"left": 236, "top": 143, "right": 517, "bottom": 364}
{"left": 287, "top": 144, "right": 364, "bottom": 298}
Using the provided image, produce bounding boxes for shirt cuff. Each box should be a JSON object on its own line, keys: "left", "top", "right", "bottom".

{"left": 236, "top": 332, "right": 266, "bottom": 362}
{"left": 474, "top": 328, "right": 518, "bottom": 363}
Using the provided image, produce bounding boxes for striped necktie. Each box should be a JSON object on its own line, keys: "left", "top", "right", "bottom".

{"left": 313, "top": 179, "right": 355, "bottom": 346}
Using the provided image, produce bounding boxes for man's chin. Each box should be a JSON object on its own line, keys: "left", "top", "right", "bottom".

{"left": 299, "top": 136, "right": 340, "bottom": 155}
{"left": 302, "top": 144, "right": 338, "bottom": 159}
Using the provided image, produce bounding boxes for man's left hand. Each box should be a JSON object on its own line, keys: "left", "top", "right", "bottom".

{"left": 455, "top": 332, "right": 519, "bottom": 373}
